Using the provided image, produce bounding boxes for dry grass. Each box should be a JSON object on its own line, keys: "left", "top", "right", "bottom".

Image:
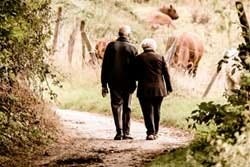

{"left": 50, "top": 0, "right": 249, "bottom": 128}
{"left": 50, "top": 0, "right": 249, "bottom": 96}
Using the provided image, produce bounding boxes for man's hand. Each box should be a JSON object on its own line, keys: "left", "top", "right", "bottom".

{"left": 167, "top": 90, "right": 172, "bottom": 95}
{"left": 102, "top": 87, "right": 109, "bottom": 97}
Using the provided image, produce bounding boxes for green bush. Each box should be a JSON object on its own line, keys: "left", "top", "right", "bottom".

{"left": 215, "top": 130, "right": 250, "bottom": 167}
{"left": 187, "top": 41, "right": 250, "bottom": 165}
{"left": 0, "top": 0, "right": 58, "bottom": 158}
{"left": 1, "top": 0, "right": 51, "bottom": 81}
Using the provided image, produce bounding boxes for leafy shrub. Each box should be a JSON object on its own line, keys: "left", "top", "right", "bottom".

{"left": 0, "top": 0, "right": 59, "bottom": 158}
{"left": 187, "top": 39, "right": 250, "bottom": 165}
{"left": 215, "top": 130, "right": 250, "bottom": 167}
{"left": 0, "top": 83, "right": 57, "bottom": 156}
{"left": 188, "top": 100, "right": 249, "bottom": 143}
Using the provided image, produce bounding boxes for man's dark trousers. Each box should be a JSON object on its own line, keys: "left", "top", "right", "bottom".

{"left": 110, "top": 89, "right": 132, "bottom": 136}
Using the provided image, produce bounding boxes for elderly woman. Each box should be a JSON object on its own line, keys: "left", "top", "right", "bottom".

{"left": 134, "top": 38, "right": 172, "bottom": 140}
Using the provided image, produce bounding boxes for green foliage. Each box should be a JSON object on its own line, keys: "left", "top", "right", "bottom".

{"left": 186, "top": 39, "right": 250, "bottom": 165}
{"left": 0, "top": 0, "right": 61, "bottom": 93}
{"left": 0, "top": 0, "right": 58, "bottom": 158}
{"left": 186, "top": 136, "right": 217, "bottom": 167}
{"left": 215, "top": 130, "right": 250, "bottom": 167}
{"left": 147, "top": 147, "right": 203, "bottom": 167}
{"left": 186, "top": 85, "right": 250, "bottom": 165}
{"left": 188, "top": 101, "right": 249, "bottom": 143}
{"left": 238, "top": 42, "right": 250, "bottom": 70}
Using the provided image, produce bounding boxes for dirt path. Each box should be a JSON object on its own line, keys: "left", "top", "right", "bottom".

{"left": 34, "top": 109, "right": 192, "bottom": 167}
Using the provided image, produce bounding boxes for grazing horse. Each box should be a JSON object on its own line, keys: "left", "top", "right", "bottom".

{"left": 95, "top": 38, "right": 110, "bottom": 60}
{"left": 165, "top": 32, "right": 204, "bottom": 77}
{"left": 133, "top": 0, "right": 150, "bottom": 3}
{"left": 147, "top": 4, "right": 179, "bottom": 29}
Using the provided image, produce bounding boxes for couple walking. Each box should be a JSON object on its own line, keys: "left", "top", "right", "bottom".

{"left": 101, "top": 25, "right": 172, "bottom": 140}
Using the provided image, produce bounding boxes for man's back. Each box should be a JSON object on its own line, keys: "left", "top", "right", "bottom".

{"left": 101, "top": 36, "right": 137, "bottom": 92}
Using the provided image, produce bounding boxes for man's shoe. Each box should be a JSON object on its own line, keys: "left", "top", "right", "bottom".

{"left": 123, "top": 135, "right": 133, "bottom": 140}
{"left": 114, "top": 134, "right": 123, "bottom": 140}
{"left": 146, "top": 134, "right": 155, "bottom": 140}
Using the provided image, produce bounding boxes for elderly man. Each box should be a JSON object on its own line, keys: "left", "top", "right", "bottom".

{"left": 101, "top": 25, "right": 138, "bottom": 140}
{"left": 134, "top": 38, "right": 172, "bottom": 140}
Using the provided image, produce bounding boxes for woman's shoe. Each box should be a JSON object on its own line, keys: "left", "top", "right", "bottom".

{"left": 146, "top": 134, "right": 155, "bottom": 140}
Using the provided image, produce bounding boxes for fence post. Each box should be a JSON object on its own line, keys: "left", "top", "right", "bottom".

{"left": 67, "top": 18, "right": 80, "bottom": 65}
{"left": 80, "top": 20, "right": 97, "bottom": 68}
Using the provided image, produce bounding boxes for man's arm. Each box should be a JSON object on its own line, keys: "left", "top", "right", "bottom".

{"left": 101, "top": 42, "right": 113, "bottom": 89}
{"left": 128, "top": 46, "right": 138, "bottom": 93}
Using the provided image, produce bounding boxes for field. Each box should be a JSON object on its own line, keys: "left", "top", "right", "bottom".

{"left": 50, "top": 0, "right": 249, "bottom": 127}
{"left": 50, "top": 0, "right": 250, "bottom": 166}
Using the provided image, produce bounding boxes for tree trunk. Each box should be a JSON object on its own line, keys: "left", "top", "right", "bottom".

{"left": 235, "top": 1, "right": 250, "bottom": 70}
{"left": 235, "top": 1, "right": 250, "bottom": 44}
{"left": 52, "top": 7, "right": 62, "bottom": 54}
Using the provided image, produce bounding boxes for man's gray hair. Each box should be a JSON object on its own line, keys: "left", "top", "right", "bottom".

{"left": 141, "top": 38, "right": 157, "bottom": 51}
{"left": 118, "top": 25, "right": 131, "bottom": 36}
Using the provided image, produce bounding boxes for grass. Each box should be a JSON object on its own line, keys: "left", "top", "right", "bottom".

{"left": 146, "top": 148, "right": 202, "bottom": 167}
{"left": 54, "top": 70, "right": 224, "bottom": 130}
{"left": 160, "top": 96, "right": 203, "bottom": 128}
{"left": 54, "top": 72, "right": 111, "bottom": 115}
{"left": 49, "top": 0, "right": 250, "bottom": 166}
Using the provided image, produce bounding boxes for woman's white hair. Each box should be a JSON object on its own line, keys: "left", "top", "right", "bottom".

{"left": 141, "top": 38, "right": 157, "bottom": 51}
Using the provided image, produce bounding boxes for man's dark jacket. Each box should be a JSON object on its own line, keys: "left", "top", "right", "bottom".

{"left": 101, "top": 36, "right": 138, "bottom": 92}
{"left": 135, "top": 48, "right": 172, "bottom": 97}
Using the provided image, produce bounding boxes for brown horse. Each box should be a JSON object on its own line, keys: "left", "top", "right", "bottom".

{"left": 165, "top": 32, "right": 204, "bottom": 77}
{"left": 147, "top": 4, "right": 179, "bottom": 29}
{"left": 133, "top": 0, "right": 150, "bottom": 3}
{"left": 95, "top": 38, "right": 110, "bottom": 60}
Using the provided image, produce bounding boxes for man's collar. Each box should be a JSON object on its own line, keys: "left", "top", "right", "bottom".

{"left": 117, "top": 36, "right": 129, "bottom": 42}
